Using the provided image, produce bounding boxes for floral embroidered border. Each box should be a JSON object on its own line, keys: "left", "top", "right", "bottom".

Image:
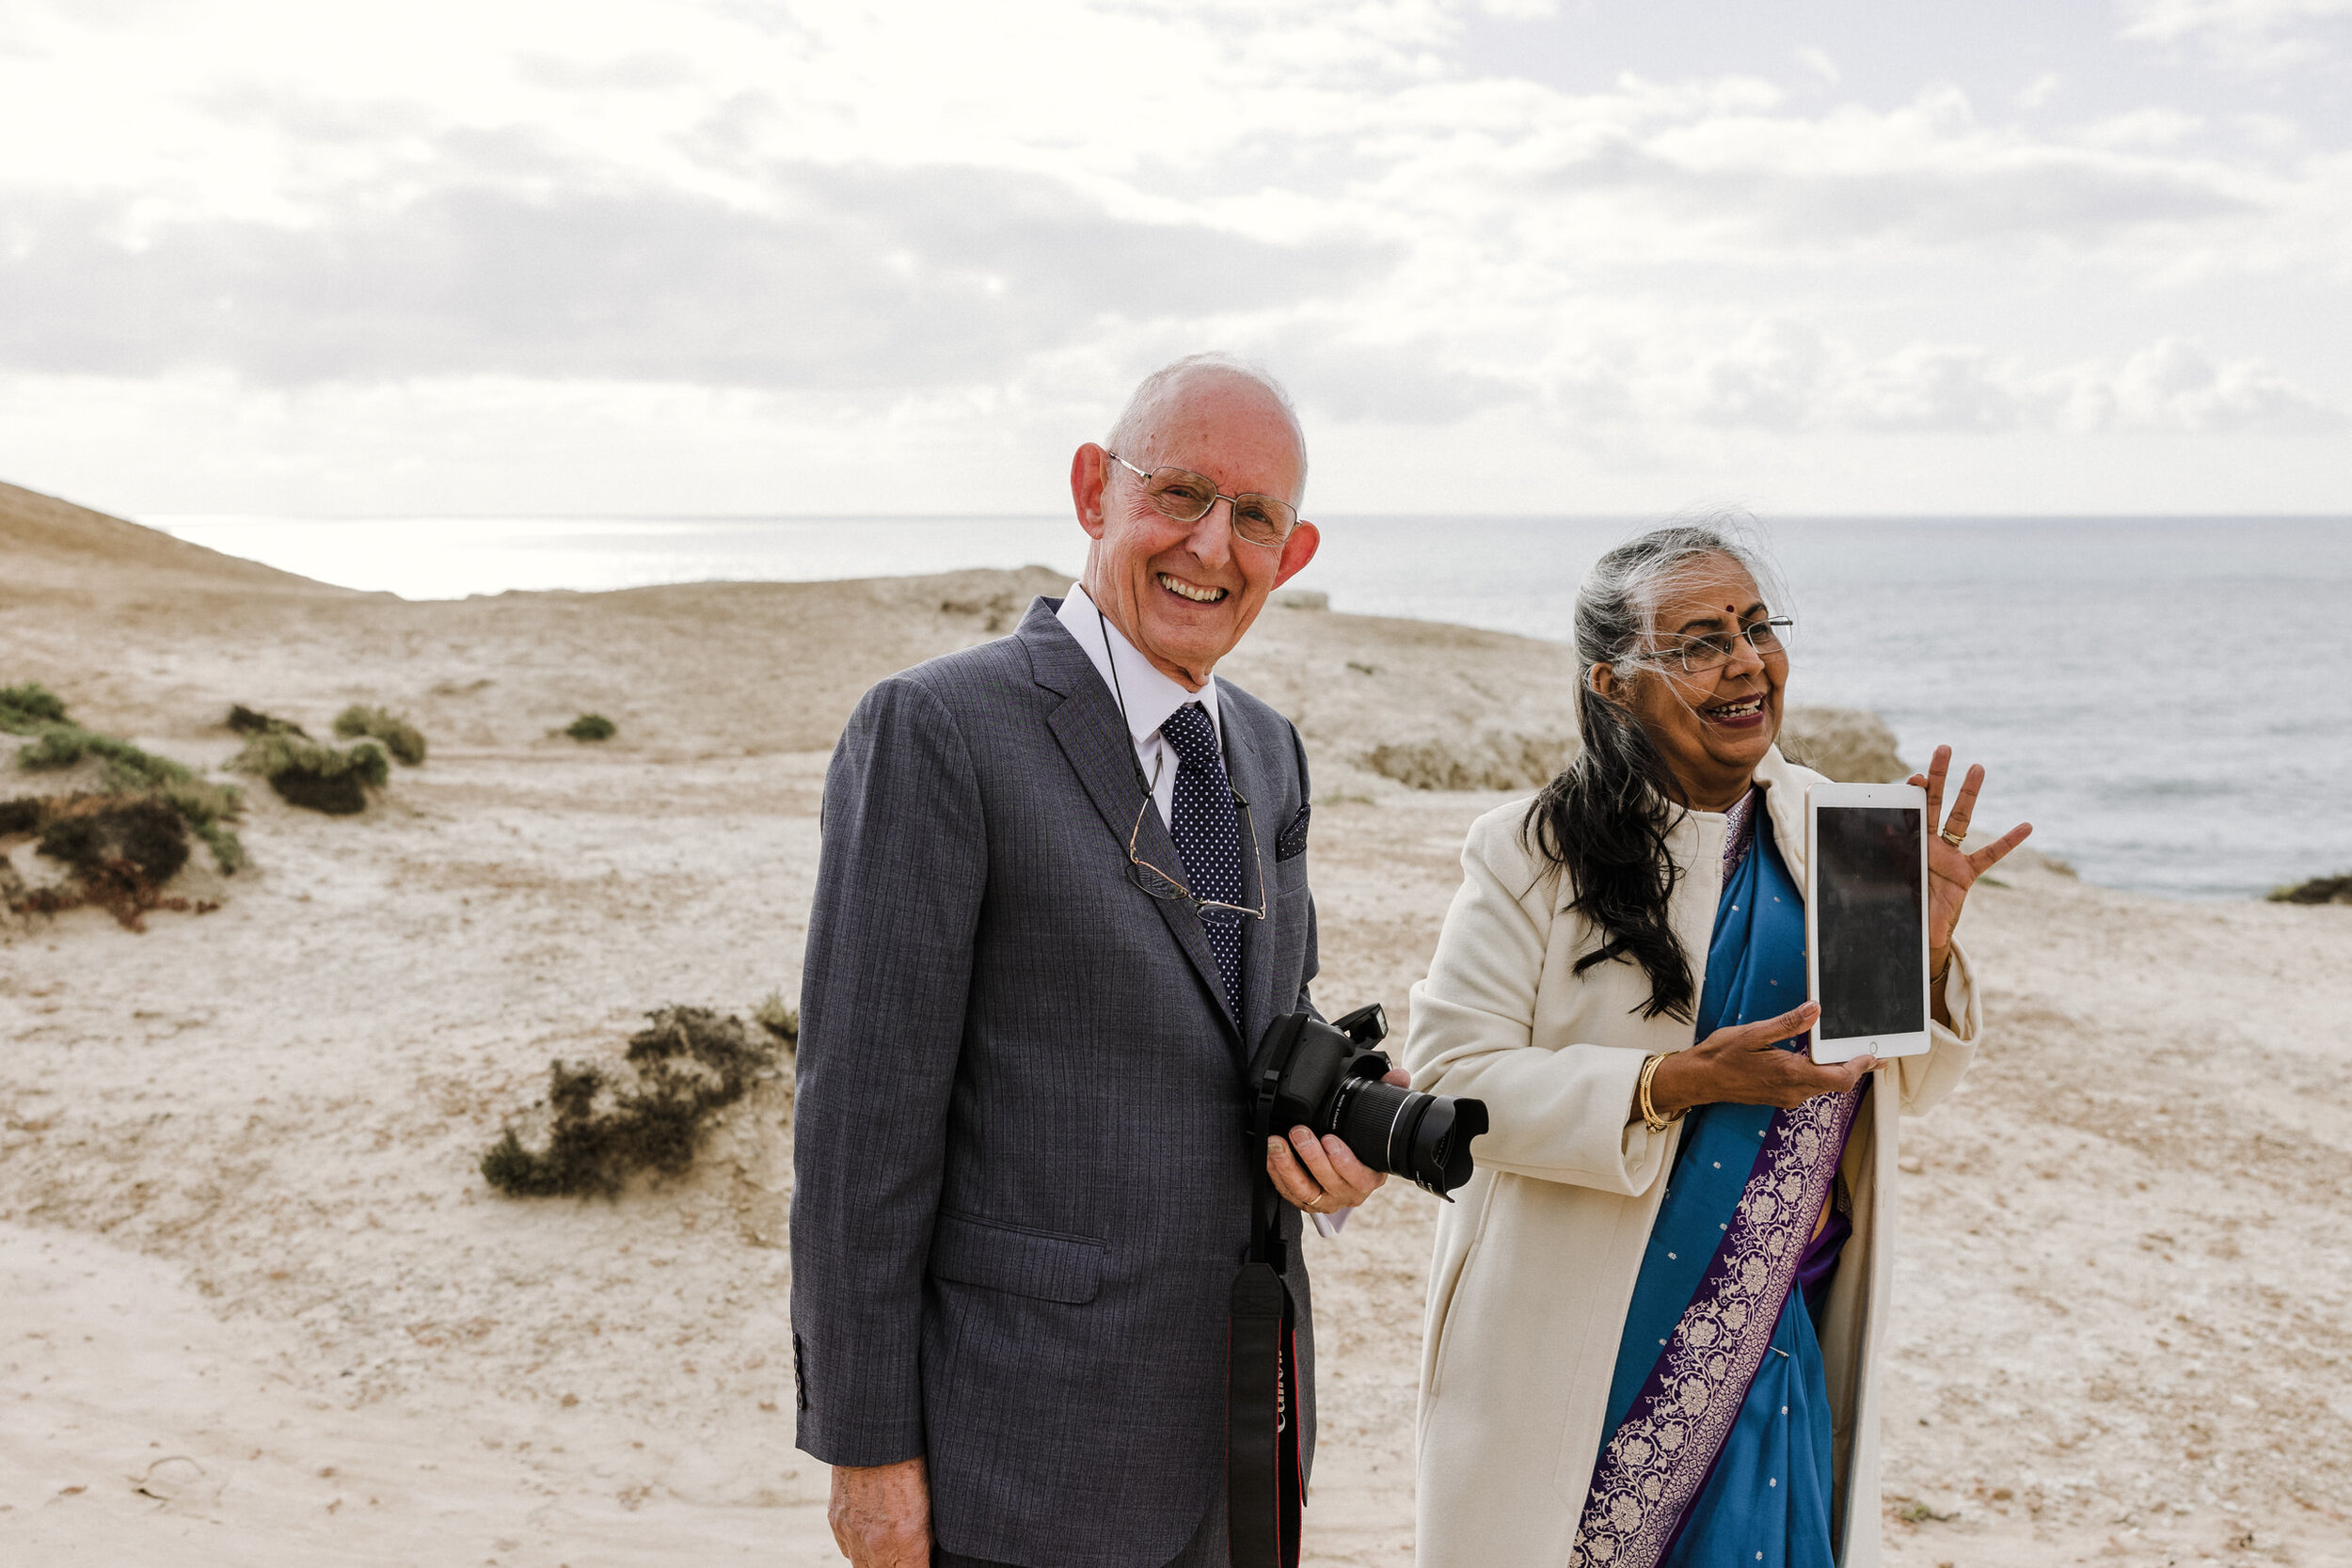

{"left": 1569, "top": 1085, "right": 1863, "bottom": 1568}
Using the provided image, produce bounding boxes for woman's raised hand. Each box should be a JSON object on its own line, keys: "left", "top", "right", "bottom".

{"left": 1645, "top": 1001, "right": 1874, "bottom": 1117}
{"left": 1915, "top": 745, "right": 2032, "bottom": 968}
{"left": 1639, "top": 751, "right": 2029, "bottom": 1122}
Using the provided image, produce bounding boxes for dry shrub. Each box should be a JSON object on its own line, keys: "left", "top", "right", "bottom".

{"left": 227, "top": 705, "right": 307, "bottom": 737}
{"left": 565, "top": 713, "right": 616, "bottom": 742}
{"left": 754, "top": 990, "right": 800, "bottom": 1046}
{"left": 0, "top": 797, "right": 40, "bottom": 836}
{"left": 1362, "top": 732, "right": 1578, "bottom": 792}
{"left": 12, "top": 796, "right": 218, "bottom": 931}
{"left": 334, "top": 704, "right": 427, "bottom": 766}
{"left": 39, "top": 795, "right": 189, "bottom": 885}
{"left": 2270, "top": 874, "right": 2352, "bottom": 906}
{"left": 481, "top": 1006, "right": 782, "bottom": 1198}
{"left": 231, "top": 731, "right": 389, "bottom": 815}
{"left": 1777, "top": 706, "right": 1908, "bottom": 784}
{"left": 3, "top": 683, "right": 244, "bottom": 871}
{"left": 939, "top": 590, "right": 1025, "bottom": 633}
{"left": 1355, "top": 705, "right": 1907, "bottom": 796}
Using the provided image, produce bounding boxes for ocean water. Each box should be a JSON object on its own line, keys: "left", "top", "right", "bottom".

{"left": 149, "top": 513, "right": 2352, "bottom": 902}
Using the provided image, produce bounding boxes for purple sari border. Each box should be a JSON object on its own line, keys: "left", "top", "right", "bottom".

{"left": 1569, "top": 1084, "right": 1864, "bottom": 1568}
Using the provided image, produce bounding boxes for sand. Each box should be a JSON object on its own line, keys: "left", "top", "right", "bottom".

{"left": 4, "top": 485, "right": 2349, "bottom": 1566}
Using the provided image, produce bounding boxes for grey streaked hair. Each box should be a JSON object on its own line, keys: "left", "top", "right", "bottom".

{"left": 1579, "top": 515, "right": 1789, "bottom": 689}
{"left": 1104, "top": 352, "right": 1310, "bottom": 494}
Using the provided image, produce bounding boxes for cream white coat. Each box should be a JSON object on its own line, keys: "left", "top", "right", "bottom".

{"left": 1404, "top": 748, "right": 1980, "bottom": 1568}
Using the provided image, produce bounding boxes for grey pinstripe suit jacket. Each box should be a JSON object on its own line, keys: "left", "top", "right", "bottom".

{"left": 790, "top": 598, "right": 1321, "bottom": 1568}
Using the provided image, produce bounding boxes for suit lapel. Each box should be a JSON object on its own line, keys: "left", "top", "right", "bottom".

{"left": 1021, "top": 604, "right": 1241, "bottom": 1047}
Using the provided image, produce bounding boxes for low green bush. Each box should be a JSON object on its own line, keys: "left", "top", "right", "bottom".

{"left": 16, "top": 729, "right": 86, "bottom": 768}
{"left": 0, "top": 684, "right": 68, "bottom": 726}
{"left": 231, "top": 731, "right": 389, "bottom": 815}
{"left": 481, "top": 1006, "right": 779, "bottom": 1198}
{"left": 2270, "top": 873, "right": 2352, "bottom": 906}
{"left": 565, "top": 713, "right": 616, "bottom": 742}
{"left": 4, "top": 684, "right": 243, "bottom": 871}
{"left": 227, "top": 705, "right": 307, "bottom": 737}
{"left": 334, "top": 704, "right": 427, "bottom": 766}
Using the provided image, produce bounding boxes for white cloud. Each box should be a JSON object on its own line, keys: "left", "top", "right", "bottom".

{"left": 2016, "top": 72, "right": 2064, "bottom": 110}
{"left": 2078, "top": 107, "right": 2209, "bottom": 149}
{"left": 1793, "top": 46, "right": 1840, "bottom": 86}
{"left": 2118, "top": 0, "right": 2352, "bottom": 39}
{"left": 2090, "top": 336, "right": 2344, "bottom": 430}
{"left": 1667, "top": 322, "right": 2339, "bottom": 437}
{"left": 0, "top": 166, "right": 1378, "bottom": 388}
{"left": 0, "top": 0, "right": 2342, "bottom": 515}
{"left": 2117, "top": 0, "right": 2352, "bottom": 68}
{"left": 1687, "top": 319, "right": 1831, "bottom": 432}
{"left": 1843, "top": 346, "right": 2028, "bottom": 434}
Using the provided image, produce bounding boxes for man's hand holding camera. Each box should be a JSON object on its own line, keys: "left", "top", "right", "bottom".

{"left": 1264, "top": 1066, "right": 1409, "bottom": 1214}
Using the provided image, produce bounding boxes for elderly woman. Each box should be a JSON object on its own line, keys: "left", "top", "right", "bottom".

{"left": 1405, "top": 525, "right": 2029, "bottom": 1568}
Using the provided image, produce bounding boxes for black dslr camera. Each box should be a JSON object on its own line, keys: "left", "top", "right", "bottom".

{"left": 1247, "top": 1004, "right": 1487, "bottom": 1197}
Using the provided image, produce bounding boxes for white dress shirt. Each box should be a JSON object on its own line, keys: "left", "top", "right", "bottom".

{"left": 1056, "top": 583, "right": 1225, "bottom": 828}
{"left": 1057, "top": 583, "right": 1351, "bottom": 1238}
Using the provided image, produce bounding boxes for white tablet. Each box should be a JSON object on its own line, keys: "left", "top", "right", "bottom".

{"left": 1804, "top": 782, "right": 1932, "bottom": 1065}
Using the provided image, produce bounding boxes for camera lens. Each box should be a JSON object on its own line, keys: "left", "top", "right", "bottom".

{"left": 1329, "top": 1081, "right": 1488, "bottom": 1196}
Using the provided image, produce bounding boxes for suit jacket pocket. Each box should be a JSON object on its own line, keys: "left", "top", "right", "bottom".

{"left": 1275, "top": 802, "right": 1311, "bottom": 861}
{"left": 929, "top": 1211, "right": 1106, "bottom": 1305}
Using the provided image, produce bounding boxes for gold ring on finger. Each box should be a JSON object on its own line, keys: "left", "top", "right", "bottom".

{"left": 1939, "top": 827, "right": 1966, "bottom": 848}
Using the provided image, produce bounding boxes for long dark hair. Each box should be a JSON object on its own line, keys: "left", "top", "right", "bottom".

{"left": 1525, "top": 524, "right": 1775, "bottom": 1022}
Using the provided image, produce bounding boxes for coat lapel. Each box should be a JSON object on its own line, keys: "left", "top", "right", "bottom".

{"left": 1020, "top": 602, "right": 1242, "bottom": 1047}
{"left": 1754, "top": 746, "right": 1811, "bottom": 890}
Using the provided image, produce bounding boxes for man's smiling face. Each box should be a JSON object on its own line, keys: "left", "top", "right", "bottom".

{"left": 1073, "top": 368, "right": 1319, "bottom": 690}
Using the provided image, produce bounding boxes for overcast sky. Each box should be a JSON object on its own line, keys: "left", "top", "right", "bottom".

{"left": 2, "top": 0, "right": 2346, "bottom": 518}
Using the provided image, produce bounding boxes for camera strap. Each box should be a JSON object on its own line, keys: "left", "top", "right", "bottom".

{"left": 1229, "top": 1053, "right": 1303, "bottom": 1568}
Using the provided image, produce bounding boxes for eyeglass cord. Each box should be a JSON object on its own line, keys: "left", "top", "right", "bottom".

{"left": 1098, "top": 602, "right": 1159, "bottom": 800}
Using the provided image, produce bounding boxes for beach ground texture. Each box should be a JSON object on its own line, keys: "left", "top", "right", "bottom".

{"left": 5, "top": 483, "right": 2349, "bottom": 1566}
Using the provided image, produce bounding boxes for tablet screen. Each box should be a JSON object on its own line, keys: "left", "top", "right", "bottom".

{"left": 1816, "top": 806, "right": 1926, "bottom": 1039}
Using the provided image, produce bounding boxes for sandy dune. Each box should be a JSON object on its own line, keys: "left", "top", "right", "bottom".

{"left": 4, "top": 486, "right": 2349, "bottom": 1566}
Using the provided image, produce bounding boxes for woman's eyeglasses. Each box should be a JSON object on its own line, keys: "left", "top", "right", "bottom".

{"left": 1105, "top": 452, "right": 1300, "bottom": 549}
{"left": 1661, "top": 617, "right": 1793, "bottom": 675}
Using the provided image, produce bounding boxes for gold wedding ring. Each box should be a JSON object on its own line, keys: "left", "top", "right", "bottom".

{"left": 1939, "top": 827, "right": 1967, "bottom": 848}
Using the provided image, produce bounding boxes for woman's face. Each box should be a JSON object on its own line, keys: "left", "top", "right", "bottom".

{"left": 1595, "top": 553, "right": 1788, "bottom": 810}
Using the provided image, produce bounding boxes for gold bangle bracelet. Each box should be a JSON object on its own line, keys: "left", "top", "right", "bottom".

{"left": 1638, "top": 1053, "right": 1683, "bottom": 1133}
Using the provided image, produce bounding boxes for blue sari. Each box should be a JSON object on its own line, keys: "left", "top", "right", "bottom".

{"left": 1571, "top": 810, "right": 1866, "bottom": 1568}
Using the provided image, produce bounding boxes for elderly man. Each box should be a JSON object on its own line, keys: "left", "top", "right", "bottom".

{"left": 791, "top": 355, "right": 1391, "bottom": 1568}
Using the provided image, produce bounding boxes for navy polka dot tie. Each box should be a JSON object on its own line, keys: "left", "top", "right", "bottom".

{"left": 1159, "top": 702, "right": 1246, "bottom": 1024}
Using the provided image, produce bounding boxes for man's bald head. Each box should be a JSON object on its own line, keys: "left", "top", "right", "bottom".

{"left": 1104, "top": 354, "right": 1309, "bottom": 504}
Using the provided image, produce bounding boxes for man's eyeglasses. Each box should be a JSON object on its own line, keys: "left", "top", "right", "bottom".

{"left": 1661, "top": 617, "right": 1794, "bottom": 675}
{"left": 1125, "top": 765, "right": 1267, "bottom": 921}
{"left": 1106, "top": 452, "right": 1301, "bottom": 549}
